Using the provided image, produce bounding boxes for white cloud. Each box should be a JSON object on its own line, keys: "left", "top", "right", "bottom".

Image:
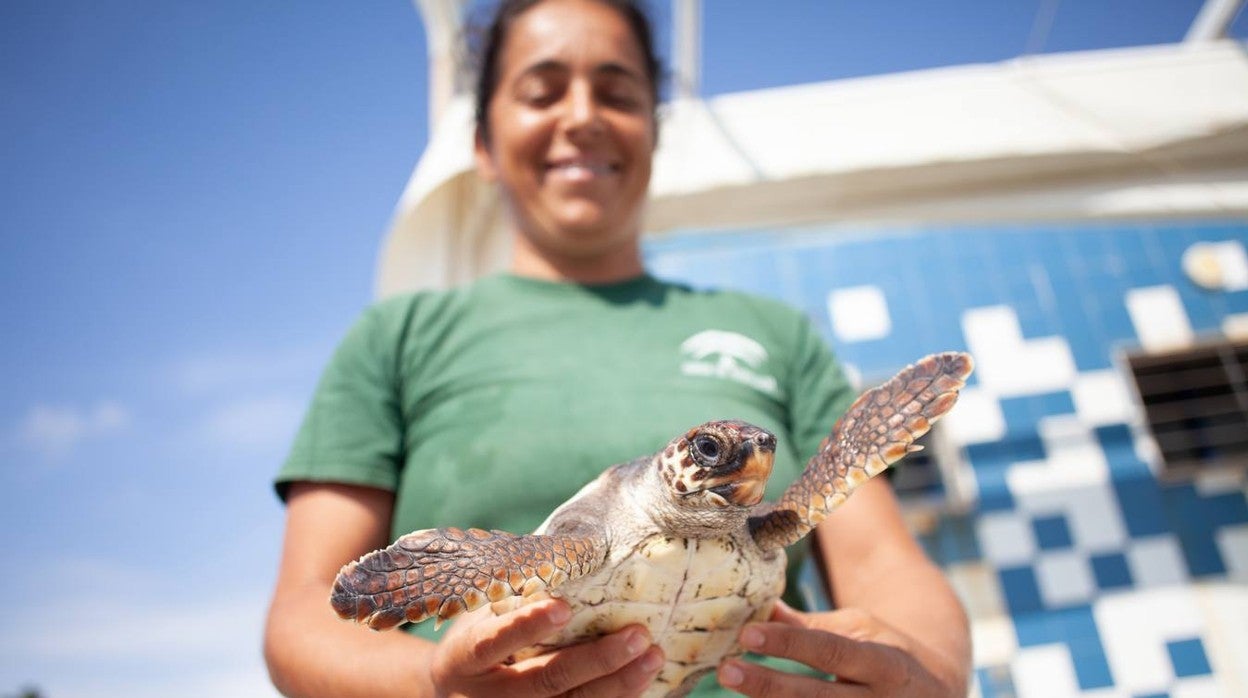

{"left": 170, "top": 345, "right": 329, "bottom": 396}
{"left": 199, "top": 395, "right": 304, "bottom": 452}
{"left": 0, "top": 557, "right": 282, "bottom": 698}
{"left": 18, "top": 401, "right": 131, "bottom": 461}
{"left": 37, "top": 667, "right": 281, "bottom": 698}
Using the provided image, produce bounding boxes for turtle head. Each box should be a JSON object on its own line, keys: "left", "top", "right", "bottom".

{"left": 656, "top": 420, "right": 776, "bottom": 512}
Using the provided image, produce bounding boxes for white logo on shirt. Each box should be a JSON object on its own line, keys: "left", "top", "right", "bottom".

{"left": 680, "top": 330, "right": 781, "bottom": 398}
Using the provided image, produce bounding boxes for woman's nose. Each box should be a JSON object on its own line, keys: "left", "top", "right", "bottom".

{"left": 562, "top": 81, "right": 603, "bottom": 135}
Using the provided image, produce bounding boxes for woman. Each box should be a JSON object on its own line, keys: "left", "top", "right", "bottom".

{"left": 263, "top": 1, "right": 971, "bottom": 696}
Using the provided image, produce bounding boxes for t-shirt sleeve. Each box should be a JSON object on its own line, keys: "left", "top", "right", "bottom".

{"left": 274, "top": 298, "right": 413, "bottom": 502}
{"left": 786, "top": 313, "right": 857, "bottom": 461}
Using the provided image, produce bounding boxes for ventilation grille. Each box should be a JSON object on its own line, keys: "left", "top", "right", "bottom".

{"left": 1127, "top": 339, "right": 1248, "bottom": 476}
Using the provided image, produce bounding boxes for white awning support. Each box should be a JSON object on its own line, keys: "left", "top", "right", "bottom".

{"left": 1185, "top": 0, "right": 1246, "bottom": 43}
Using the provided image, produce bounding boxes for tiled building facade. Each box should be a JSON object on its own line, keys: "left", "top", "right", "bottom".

{"left": 647, "top": 221, "right": 1248, "bottom": 698}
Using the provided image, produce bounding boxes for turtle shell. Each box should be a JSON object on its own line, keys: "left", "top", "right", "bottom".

{"left": 504, "top": 530, "right": 786, "bottom": 697}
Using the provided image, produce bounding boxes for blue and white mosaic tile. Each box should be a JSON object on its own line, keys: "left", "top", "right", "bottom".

{"left": 647, "top": 221, "right": 1248, "bottom": 697}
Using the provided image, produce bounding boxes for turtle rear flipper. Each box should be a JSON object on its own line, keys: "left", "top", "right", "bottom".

{"left": 750, "top": 352, "right": 973, "bottom": 551}
{"left": 331, "top": 526, "right": 607, "bottom": 630}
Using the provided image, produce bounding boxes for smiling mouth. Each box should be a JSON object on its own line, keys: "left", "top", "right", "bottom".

{"left": 545, "top": 160, "right": 619, "bottom": 181}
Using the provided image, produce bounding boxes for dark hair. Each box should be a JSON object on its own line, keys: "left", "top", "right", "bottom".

{"left": 471, "top": 0, "right": 662, "bottom": 143}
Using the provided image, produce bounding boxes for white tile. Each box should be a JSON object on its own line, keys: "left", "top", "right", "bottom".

{"left": 1223, "top": 312, "right": 1248, "bottom": 341}
{"left": 1094, "top": 587, "right": 1203, "bottom": 693}
{"left": 1063, "top": 485, "right": 1129, "bottom": 554}
{"left": 971, "top": 615, "right": 1018, "bottom": 667}
{"left": 1127, "top": 535, "right": 1189, "bottom": 588}
{"left": 977, "top": 512, "right": 1038, "bottom": 566}
{"left": 945, "top": 562, "right": 1007, "bottom": 619}
{"left": 1211, "top": 240, "right": 1248, "bottom": 291}
{"left": 1194, "top": 583, "right": 1248, "bottom": 693}
{"left": 1194, "top": 468, "right": 1246, "bottom": 497}
{"left": 1071, "top": 369, "right": 1136, "bottom": 427}
{"left": 1125, "top": 286, "right": 1195, "bottom": 352}
{"left": 1215, "top": 524, "right": 1248, "bottom": 582}
{"left": 961, "top": 305, "right": 1077, "bottom": 398}
{"left": 967, "top": 672, "right": 985, "bottom": 698}
{"left": 963, "top": 305, "right": 1021, "bottom": 359}
{"left": 1170, "top": 676, "right": 1226, "bottom": 698}
{"left": 1012, "top": 643, "right": 1080, "bottom": 698}
{"left": 1035, "top": 551, "right": 1096, "bottom": 607}
{"left": 942, "top": 386, "right": 1007, "bottom": 446}
{"left": 827, "top": 285, "right": 891, "bottom": 343}
{"left": 1183, "top": 240, "right": 1248, "bottom": 292}
{"left": 1080, "top": 688, "right": 1130, "bottom": 698}
{"left": 1009, "top": 417, "right": 1111, "bottom": 497}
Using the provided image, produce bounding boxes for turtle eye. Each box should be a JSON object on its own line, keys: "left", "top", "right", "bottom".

{"left": 693, "top": 435, "right": 721, "bottom": 464}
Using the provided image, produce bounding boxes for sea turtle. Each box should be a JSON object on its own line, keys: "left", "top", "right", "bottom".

{"left": 330, "top": 351, "right": 973, "bottom": 697}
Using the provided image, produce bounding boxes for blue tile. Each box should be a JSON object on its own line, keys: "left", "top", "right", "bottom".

{"left": 1204, "top": 491, "right": 1248, "bottom": 527}
{"left": 964, "top": 445, "right": 1016, "bottom": 512}
{"left": 1095, "top": 425, "right": 1151, "bottom": 477}
{"left": 1177, "top": 287, "right": 1220, "bottom": 334}
{"left": 1014, "top": 605, "right": 1098, "bottom": 645}
{"left": 1013, "top": 606, "right": 1114, "bottom": 690}
{"left": 966, "top": 432, "right": 1046, "bottom": 461}
{"left": 919, "top": 514, "right": 982, "bottom": 565}
{"left": 1032, "top": 515, "right": 1074, "bottom": 550}
{"left": 1226, "top": 289, "right": 1248, "bottom": 314}
{"left": 1162, "top": 483, "right": 1230, "bottom": 577}
{"left": 1113, "top": 474, "right": 1172, "bottom": 538}
{"left": 1166, "top": 637, "right": 1212, "bottom": 677}
{"left": 975, "top": 665, "right": 1015, "bottom": 698}
{"left": 1133, "top": 693, "right": 1169, "bottom": 698}
{"left": 999, "top": 566, "right": 1044, "bottom": 615}
{"left": 1090, "top": 552, "right": 1133, "bottom": 589}
{"left": 1069, "top": 638, "right": 1115, "bottom": 690}
{"left": 1098, "top": 303, "right": 1140, "bottom": 344}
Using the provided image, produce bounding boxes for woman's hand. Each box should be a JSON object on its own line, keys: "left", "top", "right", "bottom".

{"left": 716, "top": 601, "right": 966, "bottom": 698}
{"left": 431, "top": 598, "right": 665, "bottom": 698}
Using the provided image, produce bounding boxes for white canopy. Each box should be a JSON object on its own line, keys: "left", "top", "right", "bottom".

{"left": 376, "top": 39, "right": 1248, "bottom": 297}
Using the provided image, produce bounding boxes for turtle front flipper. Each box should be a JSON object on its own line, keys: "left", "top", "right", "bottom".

{"left": 330, "top": 526, "right": 607, "bottom": 630}
{"left": 750, "top": 352, "right": 973, "bottom": 551}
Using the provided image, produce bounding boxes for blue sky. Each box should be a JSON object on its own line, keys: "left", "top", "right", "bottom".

{"left": 2, "top": 1, "right": 1243, "bottom": 695}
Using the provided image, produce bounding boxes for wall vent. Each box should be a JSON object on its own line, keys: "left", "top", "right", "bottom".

{"left": 1126, "top": 339, "right": 1248, "bottom": 477}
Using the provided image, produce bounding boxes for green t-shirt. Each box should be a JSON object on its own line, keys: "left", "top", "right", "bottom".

{"left": 277, "top": 273, "right": 856, "bottom": 694}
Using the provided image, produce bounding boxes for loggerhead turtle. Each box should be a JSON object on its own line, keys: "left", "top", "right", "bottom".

{"left": 330, "top": 351, "right": 973, "bottom": 697}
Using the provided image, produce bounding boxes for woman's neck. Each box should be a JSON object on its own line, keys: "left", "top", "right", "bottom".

{"left": 509, "top": 236, "right": 646, "bottom": 285}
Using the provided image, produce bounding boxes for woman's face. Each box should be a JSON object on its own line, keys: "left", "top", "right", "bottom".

{"left": 475, "top": 0, "right": 656, "bottom": 276}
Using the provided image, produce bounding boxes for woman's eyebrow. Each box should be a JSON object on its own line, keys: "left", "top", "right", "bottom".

{"left": 594, "top": 62, "right": 645, "bottom": 84}
{"left": 513, "top": 59, "right": 644, "bottom": 83}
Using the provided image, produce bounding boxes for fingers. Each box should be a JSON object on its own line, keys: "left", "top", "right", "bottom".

{"left": 767, "top": 598, "right": 811, "bottom": 628}
{"left": 450, "top": 599, "right": 573, "bottom": 674}
{"left": 434, "top": 603, "right": 664, "bottom": 696}
{"left": 510, "top": 624, "right": 663, "bottom": 697}
{"left": 736, "top": 617, "right": 904, "bottom": 685}
{"left": 718, "top": 659, "right": 856, "bottom": 698}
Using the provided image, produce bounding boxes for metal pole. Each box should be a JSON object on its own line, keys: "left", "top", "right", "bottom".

{"left": 672, "top": 0, "right": 701, "bottom": 99}
{"left": 415, "top": 0, "right": 469, "bottom": 132}
{"left": 1185, "top": 0, "right": 1246, "bottom": 42}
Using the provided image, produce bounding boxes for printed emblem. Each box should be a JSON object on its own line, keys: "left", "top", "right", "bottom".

{"left": 680, "top": 330, "right": 782, "bottom": 398}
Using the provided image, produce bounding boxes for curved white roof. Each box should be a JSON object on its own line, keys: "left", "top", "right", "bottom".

{"left": 376, "top": 40, "right": 1248, "bottom": 297}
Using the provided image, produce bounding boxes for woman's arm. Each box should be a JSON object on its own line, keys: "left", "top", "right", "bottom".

{"left": 264, "top": 482, "right": 440, "bottom": 696}
{"left": 264, "top": 482, "right": 664, "bottom": 698}
{"left": 718, "top": 479, "right": 971, "bottom": 697}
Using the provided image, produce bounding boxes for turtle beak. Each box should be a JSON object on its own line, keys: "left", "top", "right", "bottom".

{"left": 704, "top": 431, "right": 775, "bottom": 507}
